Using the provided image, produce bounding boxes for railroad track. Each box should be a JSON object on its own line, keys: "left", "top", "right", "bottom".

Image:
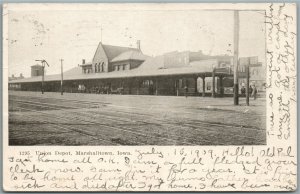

{"left": 11, "top": 100, "right": 262, "bottom": 145}
{"left": 10, "top": 95, "right": 264, "bottom": 131}
{"left": 10, "top": 110, "right": 120, "bottom": 145}
{"left": 9, "top": 94, "right": 265, "bottom": 145}
{"left": 10, "top": 103, "right": 196, "bottom": 145}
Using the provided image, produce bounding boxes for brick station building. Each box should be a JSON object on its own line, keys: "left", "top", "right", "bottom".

{"left": 8, "top": 41, "right": 265, "bottom": 97}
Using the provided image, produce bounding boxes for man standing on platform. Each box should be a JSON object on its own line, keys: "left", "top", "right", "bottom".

{"left": 252, "top": 85, "right": 257, "bottom": 100}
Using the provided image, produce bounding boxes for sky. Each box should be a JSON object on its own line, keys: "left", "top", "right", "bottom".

{"left": 8, "top": 9, "right": 265, "bottom": 77}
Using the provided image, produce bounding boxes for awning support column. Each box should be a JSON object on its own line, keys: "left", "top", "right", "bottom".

{"left": 212, "top": 69, "right": 216, "bottom": 98}
{"left": 155, "top": 78, "right": 158, "bottom": 96}
{"left": 202, "top": 76, "right": 205, "bottom": 97}
{"left": 219, "top": 76, "right": 224, "bottom": 97}
{"left": 175, "top": 79, "right": 179, "bottom": 96}
{"left": 128, "top": 78, "right": 132, "bottom": 95}
{"left": 137, "top": 78, "right": 140, "bottom": 95}
{"left": 194, "top": 76, "right": 198, "bottom": 95}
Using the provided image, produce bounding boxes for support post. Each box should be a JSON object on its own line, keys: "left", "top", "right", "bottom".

{"left": 202, "top": 76, "right": 205, "bottom": 97}
{"left": 233, "top": 10, "right": 240, "bottom": 105}
{"left": 184, "top": 78, "right": 188, "bottom": 98}
{"left": 137, "top": 79, "right": 140, "bottom": 95}
{"left": 60, "top": 59, "right": 64, "bottom": 95}
{"left": 128, "top": 78, "right": 132, "bottom": 95}
{"left": 35, "top": 59, "right": 49, "bottom": 94}
{"left": 41, "top": 65, "right": 44, "bottom": 94}
{"left": 194, "top": 76, "right": 198, "bottom": 95}
{"left": 175, "top": 79, "right": 179, "bottom": 96}
{"left": 212, "top": 69, "right": 216, "bottom": 98}
{"left": 246, "top": 65, "right": 250, "bottom": 106}
{"left": 219, "top": 76, "right": 224, "bottom": 97}
{"left": 155, "top": 78, "right": 158, "bottom": 95}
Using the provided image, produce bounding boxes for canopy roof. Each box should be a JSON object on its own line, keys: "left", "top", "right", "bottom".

{"left": 9, "top": 64, "right": 231, "bottom": 84}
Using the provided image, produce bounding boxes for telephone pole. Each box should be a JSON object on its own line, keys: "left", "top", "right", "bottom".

{"left": 60, "top": 59, "right": 64, "bottom": 95}
{"left": 35, "top": 59, "right": 49, "bottom": 94}
{"left": 233, "top": 10, "right": 240, "bottom": 105}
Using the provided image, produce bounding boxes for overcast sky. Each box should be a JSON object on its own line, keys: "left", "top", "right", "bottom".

{"left": 8, "top": 9, "right": 265, "bottom": 77}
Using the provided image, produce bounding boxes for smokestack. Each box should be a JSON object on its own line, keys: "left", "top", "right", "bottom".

{"left": 136, "top": 40, "right": 141, "bottom": 50}
{"left": 82, "top": 59, "right": 85, "bottom": 64}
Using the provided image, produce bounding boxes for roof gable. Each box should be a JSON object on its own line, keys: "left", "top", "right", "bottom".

{"left": 102, "top": 44, "right": 140, "bottom": 62}
{"left": 92, "top": 42, "right": 108, "bottom": 64}
{"left": 111, "top": 50, "right": 149, "bottom": 62}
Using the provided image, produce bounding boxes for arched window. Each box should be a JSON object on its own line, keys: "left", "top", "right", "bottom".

{"left": 95, "top": 63, "right": 98, "bottom": 72}
{"left": 101, "top": 62, "right": 104, "bottom": 72}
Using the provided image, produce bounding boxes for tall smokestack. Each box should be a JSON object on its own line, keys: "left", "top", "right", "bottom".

{"left": 82, "top": 59, "right": 85, "bottom": 64}
{"left": 136, "top": 40, "right": 141, "bottom": 50}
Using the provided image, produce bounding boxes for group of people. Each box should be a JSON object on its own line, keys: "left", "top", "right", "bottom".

{"left": 77, "top": 84, "right": 111, "bottom": 94}
{"left": 241, "top": 84, "right": 258, "bottom": 100}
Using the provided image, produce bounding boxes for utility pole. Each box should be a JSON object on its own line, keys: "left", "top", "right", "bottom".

{"left": 35, "top": 59, "right": 49, "bottom": 94}
{"left": 233, "top": 10, "right": 240, "bottom": 105}
{"left": 60, "top": 59, "right": 64, "bottom": 95}
{"left": 246, "top": 63, "right": 250, "bottom": 106}
{"left": 212, "top": 68, "right": 216, "bottom": 98}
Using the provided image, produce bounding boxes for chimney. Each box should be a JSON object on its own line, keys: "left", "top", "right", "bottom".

{"left": 82, "top": 59, "right": 85, "bottom": 64}
{"left": 12, "top": 74, "right": 15, "bottom": 78}
{"left": 136, "top": 40, "right": 141, "bottom": 50}
{"left": 20, "top": 73, "right": 23, "bottom": 78}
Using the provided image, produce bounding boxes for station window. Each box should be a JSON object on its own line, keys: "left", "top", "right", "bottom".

{"left": 179, "top": 79, "right": 183, "bottom": 88}
{"left": 185, "top": 80, "right": 189, "bottom": 87}
{"left": 142, "top": 80, "right": 150, "bottom": 87}
{"left": 101, "top": 62, "right": 104, "bottom": 72}
{"left": 207, "top": 82, "right": 211, "bottom": 91}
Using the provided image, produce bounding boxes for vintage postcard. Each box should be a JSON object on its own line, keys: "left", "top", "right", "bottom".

{"left": 2, "top": 3, "right": 297, "bottom": 192}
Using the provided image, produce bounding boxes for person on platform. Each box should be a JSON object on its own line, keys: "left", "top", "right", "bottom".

{"left": 252, "top": 85, "right": 257, "bottom": 100}
{"left": 241, "top": 84, "right": 246, "bottom": 97}
{"left": 249, "top": 85, "right": 253, "bottom": 97}
{"left": 184, "top": 85, "right": 188, "bottom": 98}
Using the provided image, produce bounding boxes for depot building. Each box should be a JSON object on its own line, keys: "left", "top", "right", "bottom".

{"left": 8, "top": 41, "right": 265, "bottom": 97}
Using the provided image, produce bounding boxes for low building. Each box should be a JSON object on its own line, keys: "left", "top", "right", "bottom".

{"left": 9, "top": 73, "right": 24, "bottom": 90}
{"left": 9, "top": 73, "right": 24, "bottom": 81}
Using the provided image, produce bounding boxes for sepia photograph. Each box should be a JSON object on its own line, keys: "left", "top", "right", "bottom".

{"left": 7, "top": 7, "right": 267, "bottom": 146}
{"left": 3, "top": 3, "right": 297, "bottom": 192}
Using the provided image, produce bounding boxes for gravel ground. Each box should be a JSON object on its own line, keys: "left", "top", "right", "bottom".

{"left": 8, "top": 91, "right": 266, "bottom": 145}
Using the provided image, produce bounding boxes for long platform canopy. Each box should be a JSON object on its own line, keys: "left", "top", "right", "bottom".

{"left": 9, "top": 65, "right": 232, "bottom": 84}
